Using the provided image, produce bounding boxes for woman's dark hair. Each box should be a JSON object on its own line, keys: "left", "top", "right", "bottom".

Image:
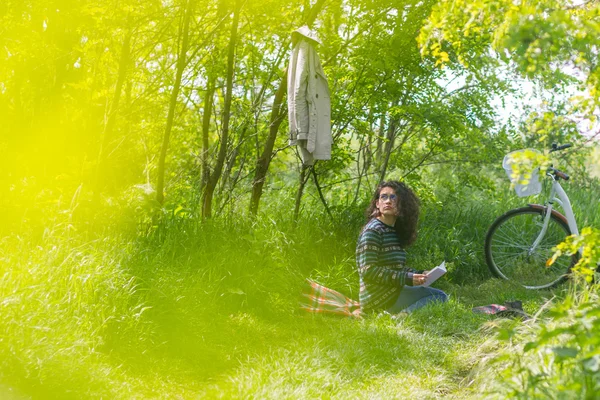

{"left": 365, "top": 180, "right": 420, "bottom": 247}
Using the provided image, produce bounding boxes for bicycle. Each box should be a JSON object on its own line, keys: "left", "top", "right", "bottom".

{"left": 484, "top": 143, "right": 580, "bottom": 289}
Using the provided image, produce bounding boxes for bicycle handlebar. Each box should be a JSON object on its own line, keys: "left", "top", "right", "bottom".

{"left": 549, "top": 143, "right": 573, "bottom": 153}
{"left": 548, "top": 167, "right": 570, "bottom": 181}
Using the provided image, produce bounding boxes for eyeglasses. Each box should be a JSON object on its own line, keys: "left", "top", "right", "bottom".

{"left": 379, "top": 194, "right": 397, "bottom": 202}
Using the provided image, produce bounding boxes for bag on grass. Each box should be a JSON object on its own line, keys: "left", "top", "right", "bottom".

{"left": 472, "top": 300, "right": 530, "bottom": 320}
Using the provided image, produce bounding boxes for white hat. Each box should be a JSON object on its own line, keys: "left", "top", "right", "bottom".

{"left": 293, "top": 25, "right": 321, "bottom": 45}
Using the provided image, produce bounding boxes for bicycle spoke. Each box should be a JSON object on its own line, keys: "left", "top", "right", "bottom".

{"left": 485, "top": 209, "right": 574, "bottom": 289}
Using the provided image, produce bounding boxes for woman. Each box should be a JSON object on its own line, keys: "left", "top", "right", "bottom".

{"left": 357, "top": 180, "right": 448, "bottom": 314}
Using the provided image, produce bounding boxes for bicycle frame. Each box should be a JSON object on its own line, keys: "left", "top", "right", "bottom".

{"left": 528, "top": 175, "right": 579, "bottom": 256}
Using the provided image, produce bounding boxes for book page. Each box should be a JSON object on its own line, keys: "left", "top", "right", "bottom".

{"left": 422, "top": 261, "right": 446, "bottom": 287}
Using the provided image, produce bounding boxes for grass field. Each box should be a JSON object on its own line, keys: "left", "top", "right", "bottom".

{"left": 0, "top": 226, "right": 557, "bottom": 399}
{"left": 1, "top": 175, "right": 598, "bottom": 399}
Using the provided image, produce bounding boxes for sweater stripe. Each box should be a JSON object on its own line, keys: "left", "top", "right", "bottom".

{"left": 356, "top": 218, "right": 410, "bottom": 312}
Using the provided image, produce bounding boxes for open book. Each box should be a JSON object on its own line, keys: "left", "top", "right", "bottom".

{"left": 421, "top": 261, "right": 446, "bottom": 287}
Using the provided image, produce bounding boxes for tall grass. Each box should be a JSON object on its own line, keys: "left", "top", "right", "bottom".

{"left": 0, "top": 227, "right": 151, "bottom": 398}
{"left": 0, "top": 175, "right": 598, "bottom": 398}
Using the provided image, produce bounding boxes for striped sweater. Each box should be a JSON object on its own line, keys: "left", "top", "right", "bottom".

{"left": 356, "top": 218, "right": 414, "bottom": 312}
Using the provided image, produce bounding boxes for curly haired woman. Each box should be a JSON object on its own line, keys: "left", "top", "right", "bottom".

{"left": 357, "top": 180, "right": 448, "bottom": 314}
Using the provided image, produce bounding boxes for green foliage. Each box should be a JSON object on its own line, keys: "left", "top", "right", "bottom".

{"left": 549, "top": 227, "right": 600, "bottom": 283}
{"left": 1, "top": 0, "right": 517, "bottom": 221}
{"left": 471, "top": 218, "right": 600, "bottom": 399}
{"left": 505, "top": 148, "right": 550, "bottom": 187}
{"left": 479, "top": 284, "right": 600, "bottom": 399}
{"left": 521, "top": 109, "right": 582, "bottom": 147}
{"left": 419, "top": 0, "right": 600, "bottom": 129}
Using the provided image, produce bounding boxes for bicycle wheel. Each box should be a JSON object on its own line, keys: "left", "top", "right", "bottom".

{"left": 485, "top": 207, "right": 577, "bottom": 289}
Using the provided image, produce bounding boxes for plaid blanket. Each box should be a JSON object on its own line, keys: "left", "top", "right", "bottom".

{"left": 300, "top": 279, "right": 362, "bottom": 318}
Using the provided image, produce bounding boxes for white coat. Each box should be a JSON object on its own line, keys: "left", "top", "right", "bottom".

{"left": 287, "top": 26, "right": 331, "bottom": 165}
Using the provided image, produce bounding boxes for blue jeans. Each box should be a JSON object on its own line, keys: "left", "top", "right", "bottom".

{"left": 386, "top": 286, "right": 448, "bottom": 314}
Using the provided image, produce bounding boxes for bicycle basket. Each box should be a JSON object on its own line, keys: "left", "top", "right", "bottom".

{"left": 502, "top": 149, "right": 542, "bottom": 197}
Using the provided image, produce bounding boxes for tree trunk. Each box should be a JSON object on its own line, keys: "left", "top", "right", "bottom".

{"left": 311, "top": 166, "right": 334, "bottom": 222}
{"left": 379, "top": 116, "right": 397, "bottom": 182}
{"left": 219, "top": 126, "right": 244, "bottom": 197}
{"left": 202, "top": 0, "right": 240, "bottom": 219}
{"left": 95, "top": 29, "right": 131, "bottom": 195}
{"left": 352, "top": 134, "right": 367, "bottom": 206}
{"left": 249, "top": 76, "right": 286, "bottom": 215}
{"left": 375, "top": 114, "right": 384, "bottom": 169}
{"left": 200, "top": 76, "right": 215, "bottom": 194}
{"left": 293, "top": 164, "right": 311, "bottom": 226}
{"left": 379, "top": 98, "right": 404, "bottom": 183}
{"left": 156, "top": 0, "right": 195, "bottom": 205}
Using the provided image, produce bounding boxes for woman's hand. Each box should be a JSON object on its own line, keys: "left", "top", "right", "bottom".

{"left": 412, "top": 274, "right": 427, "bottom": 286}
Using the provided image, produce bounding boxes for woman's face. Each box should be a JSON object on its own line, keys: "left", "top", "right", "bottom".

{"left": 376, "top": 186, "right": 398, "bottom": 218}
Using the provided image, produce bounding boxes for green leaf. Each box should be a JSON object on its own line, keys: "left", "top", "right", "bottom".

{"left": 552, "top": 346, "right": 579, "bottom": 359}
{"left": 523, "top": 341, "right": 539, "bottom": 352}
{"left": 497, "top": 327, "right": 515, "bottom": 341}
{"left": 582, "top": 356, "right": 600, "bottom": 373}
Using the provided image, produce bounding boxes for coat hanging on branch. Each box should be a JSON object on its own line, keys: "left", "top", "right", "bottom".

{"left": 287, "top": 26, "right": 332, "bottom": 166}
